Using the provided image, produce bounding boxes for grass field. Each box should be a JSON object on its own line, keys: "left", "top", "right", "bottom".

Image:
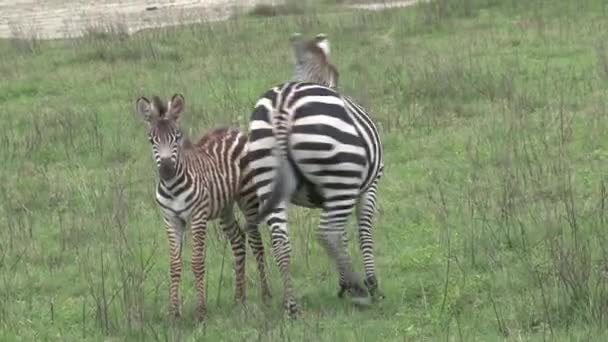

{"left": 1, "top": 0, "right": 608, "bottom": 340}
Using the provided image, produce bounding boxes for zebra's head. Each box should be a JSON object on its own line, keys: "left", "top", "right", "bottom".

{"left": 135, "top": 94, "right": 186, "bottom": 181}
{"left": 291, "top": 32, "right": 331, "bottom": 61}
{"left": 291, "top": 32, "right": 339, "bottom": 89}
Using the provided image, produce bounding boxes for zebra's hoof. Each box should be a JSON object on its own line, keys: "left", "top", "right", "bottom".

{"left": 194, "top": 305, "right": 207, "bottom": 322}
{"left": 234, "top": 295, "right": 247, "bottom": 305}
{"left": 364, "top": 277, "right": 382, "bottom": 298}
{"left": 285, "top": 302, "right": 300, "bottom": 319}
{"left": 372, "top": 290, "right": 386, "bottom": 301}
{"left": 351, "top": 295, "right": 372, "bottom": 307}
{"left": 168, "top": 306, "right": 181, "bottom": 319}
{"left": 337, "top": 284, "right": 350, "bottom": 298}
{"left": 348, "top": 280, "right": 371, "bottom": 307}
{"left": 287, "top": 310, "right": 301, "bottom": 320}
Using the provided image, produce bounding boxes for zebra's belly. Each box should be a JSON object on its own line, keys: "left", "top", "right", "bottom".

{"left": 288, "top": 132, "right": 368, "bottom": 189}
{"left": 288, "top": 145, "right": 367, "bottom": 201}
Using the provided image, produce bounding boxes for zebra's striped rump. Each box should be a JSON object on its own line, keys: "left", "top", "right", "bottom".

{"left": 252, "top": 85, "right": 369, "bottom": 217}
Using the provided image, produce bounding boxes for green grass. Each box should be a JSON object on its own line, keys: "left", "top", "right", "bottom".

{"left": 1, "top": 0, "right": 608, "bottom": 340}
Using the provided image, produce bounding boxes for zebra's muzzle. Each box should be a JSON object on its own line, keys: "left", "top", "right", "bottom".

{"left": 159, "top": 158, "right": 176, "bottom": 181}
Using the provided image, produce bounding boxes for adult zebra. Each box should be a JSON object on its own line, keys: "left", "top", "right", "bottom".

{"left": 247, "top": 81, "right": 384, "bottom": 316}
{"left": 135, "top": 94, "right": 272, "bottom": 321}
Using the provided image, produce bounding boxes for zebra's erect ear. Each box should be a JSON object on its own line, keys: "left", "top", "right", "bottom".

{"left": 136, "top": 96, "right": 155, "bottom": 123}
{"left": 291, "top": 32, "right": 306, "bottom": 63}
{"left": 290, "top": 32, "right": 303, "bottom": 43}
{"left": 314, "top": 33, "right": 330, "bottom": 58}
{"left": 168, "top": 94, "right": 185, "bottom": 121}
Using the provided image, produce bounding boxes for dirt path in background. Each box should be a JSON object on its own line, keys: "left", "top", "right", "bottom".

{"left": 345, "top": 0, "right": 427, "bottom": 11}
{"left": 0, "top": 0, "right": 279, "bottom": 39}
{"left": 0, "top": 0, "right": 423, "bottom": 40}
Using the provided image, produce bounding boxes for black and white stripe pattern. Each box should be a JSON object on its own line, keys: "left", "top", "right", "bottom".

{"left": 247, "top": 82, "right": 384, "bottom": 315}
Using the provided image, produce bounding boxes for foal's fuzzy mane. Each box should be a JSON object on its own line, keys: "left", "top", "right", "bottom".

{"left": 196, "top": 127, "right": 242, "bottom": 147}
{"left": 151, "top": 96, "right": 168, "bottom": 116}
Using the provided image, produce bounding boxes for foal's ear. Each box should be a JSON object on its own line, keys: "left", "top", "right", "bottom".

{"left": 168, "top": 94, "right": 185, "bottom": 121}
{"left": 290, "top": 32, "right": 303, "bottom": 43}
{"left": 136, "top": 96, "right": 155, "bottom": 123}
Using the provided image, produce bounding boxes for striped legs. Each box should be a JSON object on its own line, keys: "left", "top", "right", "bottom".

{"left": 357, "top": 180, "right": 382, "bottom": 299}
{"left": 219, "top": 210, "right": 247, "bottom": 304}
{"left": 246, "top": 224, "right": 272, "bottom": 302}
{"left": 191, "top": 210, "right": 208, "bottom": 321}
{"left": 165, "top": 216, "right": 186, "bottom": 318}
{"left": 337, "top": 230, "right": 351, "bottom": 298}
{"left": 239, "top": 196, "right": 272, "bottom": 302}
{"left": 336, "top": 181, "right": 382, "bottom": 300}
{"left": 318, "top": 197, "right": 370, "bottom": 304}
{"left": 267, "top": 207, "right": 299, "bottom": 317}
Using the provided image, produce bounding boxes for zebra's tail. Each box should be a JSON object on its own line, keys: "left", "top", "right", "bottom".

{"left": 255, "top": 109, "right": 296, "bottom": 224}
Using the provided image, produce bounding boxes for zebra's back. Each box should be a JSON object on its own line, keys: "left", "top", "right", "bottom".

{"left": 178, "top": 127, "right": 255, "bottom": 220}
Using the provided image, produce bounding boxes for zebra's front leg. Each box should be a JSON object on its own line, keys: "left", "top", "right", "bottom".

{"left": 239, "top": 193, "right": 272, "bottom": 302}
{"left": 267, "top": 208, "right": 299, "bottom": 318}
{"left": 191, "top": 211, "right": 209, "bottom": 321}
{"left": 220, "top": 210, "right": 248, "bottom": 304}
{"left": 165, "top": 216, "right": 186, "bottom": 318}
{"left": 357, "top": 180, "right": 383, "bottom": 300}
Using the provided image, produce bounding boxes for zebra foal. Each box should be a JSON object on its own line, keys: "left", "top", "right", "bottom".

{"left": 247, "top": 81, "right": 385, "bottom": 317}
{"left": 135, "top": 94, "right": 271, "bottom": 321}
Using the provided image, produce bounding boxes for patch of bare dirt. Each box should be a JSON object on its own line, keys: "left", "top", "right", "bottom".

{"left": 344, "top": 0, "right": 427, "bottom": 11}
{"left": 0, "top": 0, "right": 424, "bottom": 40}
{"left": 0, "top": 0, "right": 278, "bottom": 39}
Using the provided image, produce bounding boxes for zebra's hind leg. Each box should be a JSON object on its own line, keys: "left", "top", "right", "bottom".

{"left": 357, "top": 180, "right": 384, "bottom": 300}
{"left": 240, "top": 195, "right": 272, "bottom": 303}
{"left": 318, "top": 199, "right": 370, "bottom": 306}
{"left": 337, "top": 230, "right": 351, "bottom": 298}
{"left": 266, "top": 207, "right": 299, "bottom": 318}
{"left": 219, "top": 209, "right": 248, "bottom": 304}
{"left": 245, "top": 222, "right": 272, "bottom": 303}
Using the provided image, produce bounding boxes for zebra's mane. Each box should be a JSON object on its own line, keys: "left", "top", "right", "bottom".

{"left": 303, "top": 41, "right": 328, "bottom": 64}
{"left": 152, "top": 96, "right": 168, "bottom": 117}
{"left": 196, "top": 127, "right": 241, "bottom": 147}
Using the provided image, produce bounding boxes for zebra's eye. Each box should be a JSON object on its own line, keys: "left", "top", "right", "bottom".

{"left": 148, "top": 135, "right": 154, "bottom": 144}
{"left": 175, "top": 132, "right": 183, "bottom": 142}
